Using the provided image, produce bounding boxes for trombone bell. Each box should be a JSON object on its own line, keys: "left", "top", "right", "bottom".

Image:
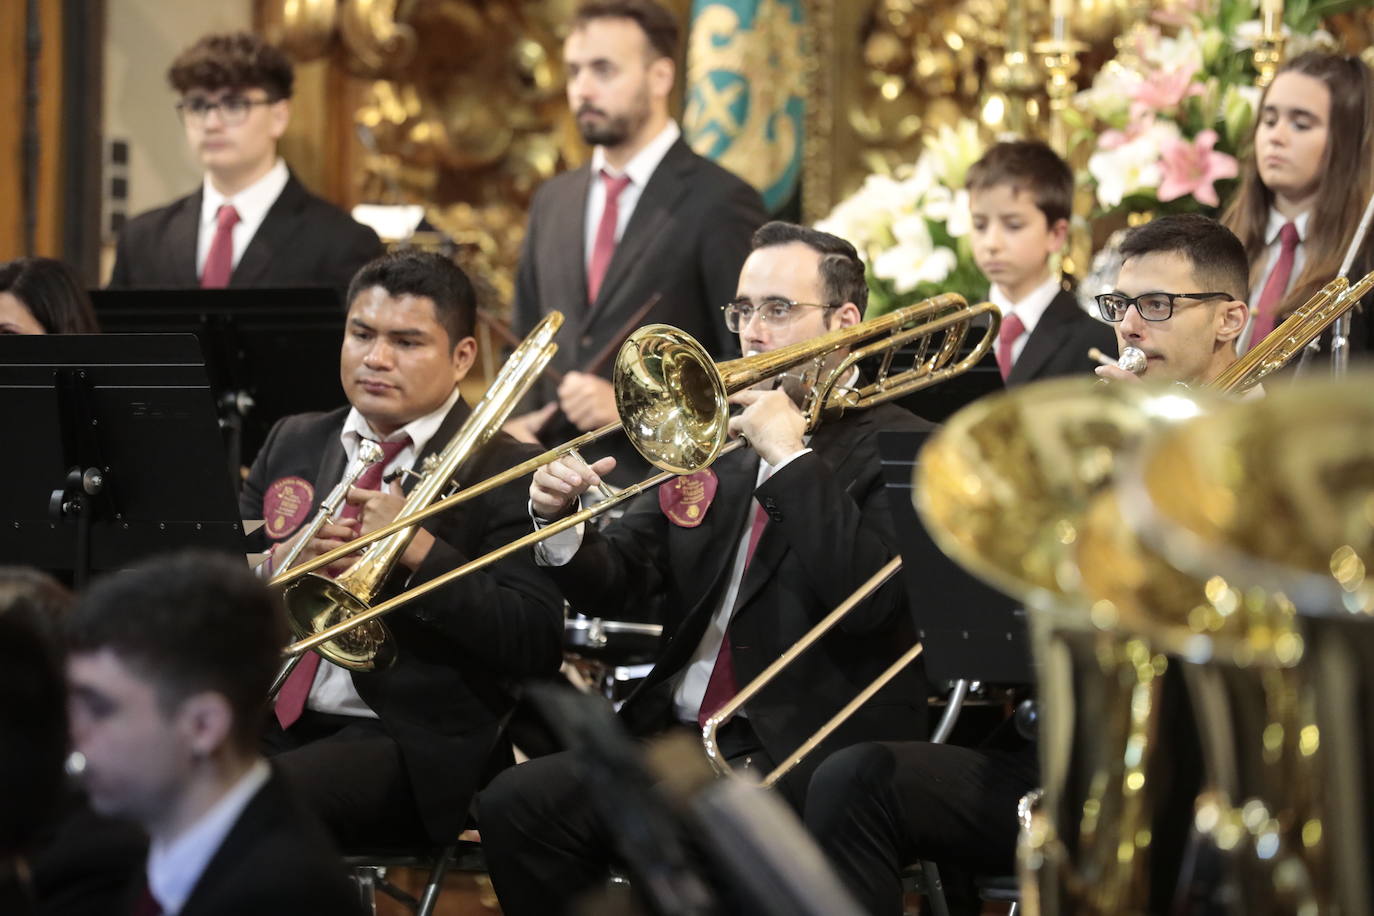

{"left": 281, "top": 573, "right": 397, "bottom": 671}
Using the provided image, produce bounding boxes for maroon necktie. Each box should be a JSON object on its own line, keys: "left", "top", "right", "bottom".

{"left": 1249, "top": 221, "right": 1300, "bottom": 346}
{"left": 995, "top": 311, "right": 1026, "bottom": 380}
{"left": 273, "top": 436, "right": 410, "bottom": 729}
{"left": 587, "top": 171, "right": 633, "bottom": 305}
{"left": 200, "top": 204, "right": 241, "bottom": 289}
{"left": 697, "top": 500, "right": 770, "bottom": 728}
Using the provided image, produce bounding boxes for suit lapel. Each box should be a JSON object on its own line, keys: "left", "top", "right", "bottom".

{"left": 407, "top": 397, "right": 472, "bottom": 494}
{"left": 230, "top": 174, "right": 305, "bottom": 288}
{"left": 1008, "top": 290, "right": 1076, "bottom": 384}
{"left": 580, "top": 140, "right": 692, "bottom": 338}
{"left": 554, "top": 169, "right": 593, "bottom": 319}
{"left": 730, "top": 411, "right": 874, "bottom": 614}
{"left": 670, "top": 447, "right": 756, "bottom": 622}
{"left": 169, "top": 192, "right": 202, "bottom": 287}
{"left": 178, "top": 772, "right": 277, "bottom": 916}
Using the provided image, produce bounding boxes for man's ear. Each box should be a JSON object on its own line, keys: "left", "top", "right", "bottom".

{"left": 269, "top": 98, "right": 291, "bottom": 141}
{"left": 1215, "top": 298, "right": 1250, "bottom": 344}
{"left": 178, "top": 692, "right": 235, "bottom": 759}
{"left": 832, "top": 302, "right": 863, "bottom": 329}
{"left": 450, "top": 335, "right": 479, "bottom": 383}
{"left": 648, "top": 56, "right": 675, "bottom": 100}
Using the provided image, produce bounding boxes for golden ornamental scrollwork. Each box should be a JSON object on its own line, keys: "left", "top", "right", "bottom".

{"left": 273, "top": 0, "right": 576, "bottom": 312}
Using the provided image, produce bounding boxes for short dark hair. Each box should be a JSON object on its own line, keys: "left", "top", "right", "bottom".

{"left": 0, "top": 257, "right": 99, "bottom": 333}
{"left": 0, "top": 569, "right": 70, "bottom": 855}
{"left": 65, "top": 551, "right": 286, "bottom": 751}
{"left": 1117, "top": 214, "right": 1250, "bottom": 303}
{"left": 751, "top": 220, "right": 870, "bottom": 314}
{"left": 167, "top": 32, "right": 294, "bottom": 100}
{"left": 345, "top": 250, "right": 477, "bottom": 347}
{"left": 572, "top": 0, "right": 680, "bottom": 61}
{"left": 965, "top": 140, "right": 1074, "bottom": 225}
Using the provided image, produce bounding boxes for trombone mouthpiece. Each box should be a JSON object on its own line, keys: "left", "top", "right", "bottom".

{"left": 1118, "top": 347, "right": 1147, "bottom": 375}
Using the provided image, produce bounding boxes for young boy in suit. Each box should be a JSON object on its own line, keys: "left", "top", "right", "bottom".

{"left": 967, "top": 140, "right": 1117, "bottom": 384}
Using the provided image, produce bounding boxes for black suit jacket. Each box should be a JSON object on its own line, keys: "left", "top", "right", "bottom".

{"left": 173, "top": 770, "right": 361, "bottom": 916}
{"left": 512, "top": 138, "right": 767, "bottom": 485}
{"left": 547, "top": 403, "right": 930, "bottom": 798}
{"left": 108, "top": 172, "right": 382, "bottom": 297}
{"left": 240, "top": 399, "right": 565, "bottom": 841}
{"left": 1006, "top": 288, "right": 1119, "bottom": 386}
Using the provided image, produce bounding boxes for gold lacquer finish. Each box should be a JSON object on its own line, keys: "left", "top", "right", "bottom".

{"left": 276, "top": 293, "right": 1001, "bottom": 661}
{"left": 1103, "top": 374, "right": 1374, "bottom": 914}
{"left": 914, "top": 378, "right": 1223, "bottom": 914}
{"left": 270, "top": 310, "right": 565, "bottom": 671}
{"left": 1211, "top": 271, "right": 1374, "bottom": 394}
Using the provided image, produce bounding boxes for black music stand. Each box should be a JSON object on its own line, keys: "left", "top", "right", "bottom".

{"left": 89, "top": 287, "right": 346, "bottom": 475}
{"left": 0, "top": 334, "right": 244, "bottom": 586}
{"left": 880, "top": 429, "right": 1030, "bottom": 685}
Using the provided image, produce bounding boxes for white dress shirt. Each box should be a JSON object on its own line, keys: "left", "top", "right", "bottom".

{"left": 531, "top": 445, "right": 813, "bottom": 724}
{"left": 305, "top": 387, "right": 464, "bottom": 718}
{"left": 583, "top": 121, "right": 682, "bottom": 271}
{"left": 146, "top": 760, "right": 271, "bottom": 915}
{"left": 196, "top": 158, "right": 290, "bottom": 278}
{"left": 989, "top": 273, "right": 1064, "bottom": 367}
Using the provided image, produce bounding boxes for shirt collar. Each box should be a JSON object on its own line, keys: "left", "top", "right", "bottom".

{"left": 340, "top": 386, "right": 463, "bottom": 458}
{"left": 590, "top": 120, "right": 681, "bottom": 188}
{"left": 1264, "top": 207, "right": 1310, "bottom": 245}
{"left": 200, "top": 158, "right": 290, "bottom": 229}
{"left": 147, "top": 760, "right": 270, "bottom": 915}
{"left": 989, "top": 273, "right": 1062, "bottom": 333}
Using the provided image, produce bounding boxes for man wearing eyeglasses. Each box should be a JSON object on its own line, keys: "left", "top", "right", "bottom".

{"left": 1093, "top": 214, "right": 1251, "bottom": 386}
{"left": 108, "top": 32, "right": 381, "bottom": 296}
{"left": 477, "top": 221, "right": 930, "bottom": 915}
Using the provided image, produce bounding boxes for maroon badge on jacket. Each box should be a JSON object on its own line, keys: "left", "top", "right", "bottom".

{"left": 263, "top": 476, "right": 314, "bottom": 540}
{"left": 659, "top": 468, "right": 718, "bottom": 527}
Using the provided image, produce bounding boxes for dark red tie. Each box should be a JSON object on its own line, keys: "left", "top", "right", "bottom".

{"left": 274, "top": 437, "right": 410, "bottom": 729}
{"left": 587, "top": 171, "right": 633, "bottom": 305}
{"left": 1249, "top": 221, "right": 1300, "bottom": 346}
{"left": 697, "top": 500, "right": 769, "bottom": 728}
{"left": 200, "top": 204, "right": 241, "bottom": 289}
{"left": 995, "top": 311, "right": 1026, "bottom": 380}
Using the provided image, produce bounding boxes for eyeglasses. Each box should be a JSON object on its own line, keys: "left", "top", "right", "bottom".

{"left": 723, "top": 297, "right": 836, "bottom": 332}
{"left": 175, "top": 94, "right": 278, "bottom": 126}
{"left": 1094, "top": 291, "right": 1234, "bottom": 322}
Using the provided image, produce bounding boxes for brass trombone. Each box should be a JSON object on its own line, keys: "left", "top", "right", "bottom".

{"left": 1210, "top": 270, "right": 1374, "bottom": 394}
{"left": 274, "top": 293, "right": 1001, "bottom": 667}
{"left": 270, "top": 310, "right": 564, "bottom": 671}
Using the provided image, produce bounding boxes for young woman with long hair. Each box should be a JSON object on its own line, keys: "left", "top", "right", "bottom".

{"left": 1222, "top": 51, "right": 1374, "bottom": 356}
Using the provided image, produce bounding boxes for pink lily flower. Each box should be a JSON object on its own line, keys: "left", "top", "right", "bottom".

{"left": 1156, "top": 129, "right": 1239, "bottom": 206}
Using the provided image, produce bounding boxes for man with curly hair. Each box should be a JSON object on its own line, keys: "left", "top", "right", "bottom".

{"left": 108, "top": 32, "right": 381, "bottom": 296}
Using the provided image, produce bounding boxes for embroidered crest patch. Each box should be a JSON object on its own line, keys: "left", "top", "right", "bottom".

{"left": 263, "top": 476, "right": 314, "bottom": 540}
{"left": 659, "top": 468, "right": 718, "bottom": 527}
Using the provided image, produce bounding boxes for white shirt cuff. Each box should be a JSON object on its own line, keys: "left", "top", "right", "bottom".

{"left": 529, "top": 499, "right": 585, "bottom": 567}
{"left": 769, "top": 447, "right": 813, "bottom": 474}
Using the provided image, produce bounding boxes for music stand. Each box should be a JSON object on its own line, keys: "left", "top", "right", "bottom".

{"left": 89, "top": 288, "right": 346, "bottom": 474}
{"left": 0, "top": 334, "right": 245, "bottom": 586}
{"left": 879, "top": 429, "right": 1030, "bottom": 685}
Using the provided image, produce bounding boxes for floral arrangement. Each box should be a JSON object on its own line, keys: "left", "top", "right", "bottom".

{"left": 814, "top": 120, "right": 990, "bottom": 317}
{"left": 1071, "top": 0, "right": 1338, "bottom": 217}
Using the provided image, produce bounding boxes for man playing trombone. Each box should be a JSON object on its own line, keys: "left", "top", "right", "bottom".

{"left": 239, "top": 251, "right": 564, "bottom": 849}
{"left": 479, "top": 221, "right": 931, "bottom": 914}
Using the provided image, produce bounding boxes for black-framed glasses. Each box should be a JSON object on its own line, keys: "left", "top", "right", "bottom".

{"left": 723, "top": 297, "right": 837, "bottom": 332}
{"left": 175, "top": 94, "right": 279, "bottom": 126}
{"left": 1094, "top": 291, "right": 1234, "bottom": 322}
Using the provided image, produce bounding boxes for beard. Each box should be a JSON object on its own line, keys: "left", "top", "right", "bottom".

{"left": 575, "top": 86, "right": 651, "bottom": 148}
